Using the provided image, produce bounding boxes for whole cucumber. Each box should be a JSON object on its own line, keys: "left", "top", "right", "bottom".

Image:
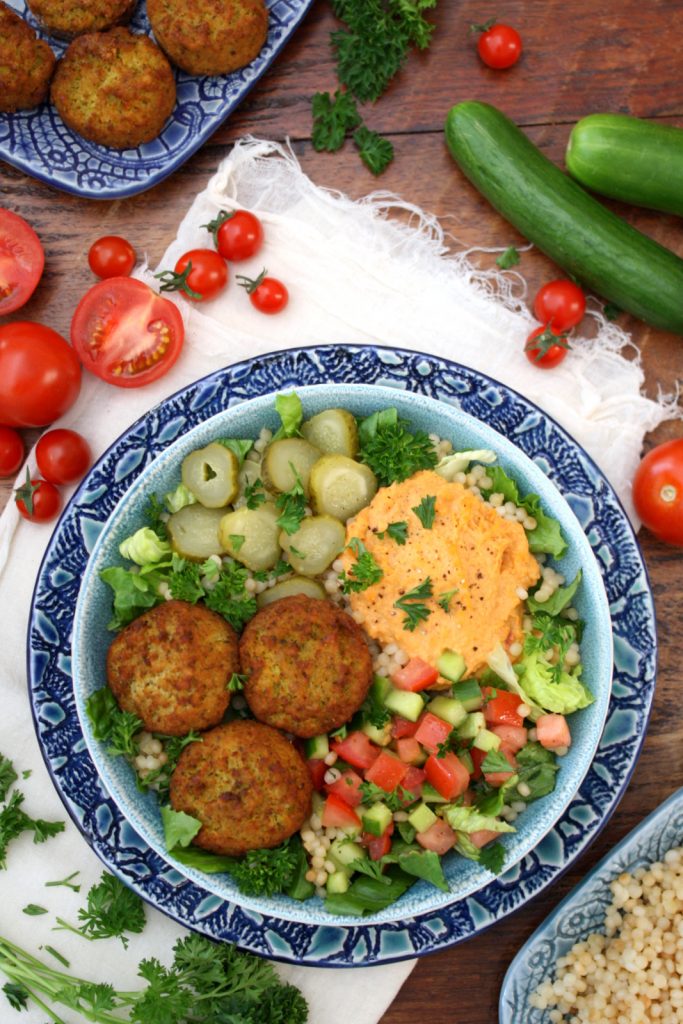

{"left": 566, "top": 113, "right": 683, "bottom": 217}
{"left": 444, "top": 101, "right": 683, "bottom": 335}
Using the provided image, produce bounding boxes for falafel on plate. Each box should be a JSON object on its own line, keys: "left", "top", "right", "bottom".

{"left": 26, "top": 0, "right": 136, "bottom": 40}
{"left": 0, "top": 1, "right": 56, "bottom": 113}
{"left": 146, "top": 0, "right": 268, "bottom": 76}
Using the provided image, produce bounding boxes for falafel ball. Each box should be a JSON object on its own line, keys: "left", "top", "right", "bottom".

{"left": 146, "top": 0, "right": 268, "bottom": 76}
{"left": 50, "top": 27, "right": 176, "bottom": 149}
{"left": 26, "top": 0, "right": 136, "bottom": 40}
{"left": 240, "top": 595, "right": 373, "bottom": 738}
{"left": 106, "top": 599, "right": 239, "bottom": 737}
{"left": 0, "top": 2, "right": 56, "bottom": 113}
{"left": 169, "top": 719, "right": 312, "bottom": 856}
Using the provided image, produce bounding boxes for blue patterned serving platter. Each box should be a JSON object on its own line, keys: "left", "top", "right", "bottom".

{"left": 28, "top": 345, "right": 656, "bottom": 965}
{"left": 500, "top": 786, "right": 683, "bottom": 1023}
{"left": 1, "top": 0, "right": 314, "bottom": 199}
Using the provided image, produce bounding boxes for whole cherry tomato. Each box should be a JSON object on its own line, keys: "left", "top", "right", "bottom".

{"left": 156, "top": 249, "right": 228, "bottom": 302}
{"left": 0, "top": 208, "right": 44, "bottom": 315}
{"left": 632, "top": 439, "right": 683, "bottom": 546}
{"left": 0, "top": 426, "right": 24, "bottom": 478}
{"left": 15, "top": 470, "right": 62, "bottom": 523}
{"left": 205, "top": 209, "right": 264, "bottom": 262}
{"left": 88, "top": 236, "right": 136, "bottom": 279}
{"left": 71, "top": 277, "right": 184, "bottom": 388}
{"left": 0, "top": 322, "right": 82, "bottom": 427}
{"left": 533, "top": 280, "right": 586, "bottom": 331}
{"left": 36, "top": 428, "right": 92, "bottom": 485}
{"left": 524, "top": 324, "right": 569, "bottom": 369}
{"left": 236, "top": 268, "right": 289, "bottom": 314}
{"left": 475, "top": 21, "right": 523, "bottom": 69}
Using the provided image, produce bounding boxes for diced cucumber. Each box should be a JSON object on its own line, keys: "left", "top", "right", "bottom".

{"left": 451, "top": 678, "right": 484, "bottom": 711}
{"left": 326, "top": 870, "right": 351, "bottom": 895}
{"left": 421, "top": 782, "right": 450, "bottom": 804}
{"left": 361, "top": 720, "right": 393, "bottom": 745}
{"left": 304, "top": 734, "right": 330, "bottom": 760}
{"left": 311, "top": 791, "right": 325, "bottom": 816}
{"left": 459, "top": 748, "right": 474, "bottom": 774}
{"left": 456, "top": 711, "right": 486, "bottom": 740}
{"left": 407, "top": 802, "right": 438, "bottom": 834}
{"left": 384, "top": 687, "right": 424, "bottom": 722}
{"left": 472, "top": 728, "right": 502, "bottom": 753}
{"left": 371, "top": 675, "right": 392, "bottom": 702}
{"left": 329, "top": 838, "right": 366, "bottom": 871}
{"left": 427, "top": 696, "right": 468, "bottom": 727}
{"left": 361, "top": 802, "right": 393, "bottom": 837}
{"left": 437, "top": 649, "right": 466, "bottom": 682}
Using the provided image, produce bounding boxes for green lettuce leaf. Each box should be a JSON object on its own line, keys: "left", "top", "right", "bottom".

{"left": 444, "top": 805, "right": 516, "bottom": 835}
{"left": 161, "top": 805, "right": 202, "bottom": 850}
{"left": 518, "top": 651, "right": 594, "bottom": 714}
{"left": 515, "top": 743, "right": 559, "bottom": 802}
{"left": 527, "top": 570, "right": 582, "bottom": 616}
{"left": 272, "top": 392, "right": 303, "bottom": 440}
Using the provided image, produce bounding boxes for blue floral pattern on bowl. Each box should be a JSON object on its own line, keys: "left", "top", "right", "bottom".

{"left": 28, "top": 344, "right": 656, "bottom": 965}
{"left": 1, "top": 0, "right": 314, "bottom": 199}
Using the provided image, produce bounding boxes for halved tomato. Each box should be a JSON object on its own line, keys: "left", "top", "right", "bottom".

{"left": 0, "top": 209, "right": 44, "bottom": 315}
{"left": 70, "top": 277, "right": 185, "bottom": 388}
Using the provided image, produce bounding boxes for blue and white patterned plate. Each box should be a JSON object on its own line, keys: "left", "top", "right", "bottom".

{"left": 28, "top": 345, "right": 656, "bottom": 965}
{"left": 2, "top": 0, "right": 314, "bottom": 199}
{"left": 500, "top": 786, "right": 683, "bottom": 1023}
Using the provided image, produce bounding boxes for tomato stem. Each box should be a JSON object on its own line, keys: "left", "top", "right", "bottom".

{"left": 201, "top": 210, "right": 236, "bottom": 249}
{"left": 524, "top": 324, "right": 569, "bottom": 361}
{"left": 14, "top": 468, "right": 39, "bottom": 516}
{"left": 470, "top": 17, "right": 497, "bottom": 34}
{"left": 155, "top": 263, "right": 203, "bottom": 300}
{"left": 235, "top": 268, "right": 268, "bottom": 295}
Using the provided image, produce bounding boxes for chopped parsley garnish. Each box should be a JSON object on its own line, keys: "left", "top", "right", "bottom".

{"left": 275, "top": 467, "right": 307, "bottom": 535}
{"left": 339, "top": 538, "right": 384, "bottom": 593}
{"left": 45, "top": 871, "right": 81, "bottom": 892}
{"left": 203, "top": 564, "right": 257, "bottom": 632}
{"left": 85, "top": 687, "right": 142, "bottom": 757}
{"left": 394, "top": 577, "right": 433, "bottom": 631}
{"left": 353, "top": 125, "right": 394, "bottom": 176}
{"left": 228, "top": 534, "right": 246, "bottom": 552}
{"left": 524, "top": 612, "right": 580, "bottom": 684}
{"left": 228, "top": 673, "right": 247, "bottom": 692}
{"left": 0, "top": 755, "right": 17, "bottom": 803}
{"left": 311, "top": 89, "right": 361, "bottom": 151}
{"left": 359, "top": 407, "right": 437, "bottom": 486}
{"left": 138, "top": 732, "right": 201, "bottom": 797}
{"left": 22, "top": 905, "right": 47, "bottom": 916}
{"left": 358, "top": 781, "right": 410, "bottom": 812}
{"left": 480, "top": 749, "right": 514, "bottom": 775}
{"left": 0, "top": 780, "right": 64, "bottom": 871}
{"left": 496, "top": 246, "right": 520, "bottom": 269}
{"left": 244, "top": 477, "right": 267, "bottom": 509}
{"left": 169, "top": 557, "right": 205, "bottom": 603}
{"left": 436, "top": 728, "right": 459, "bottom": 758}
{"left": 437, "top": 588, "right": 459, "bottom": 612}
{"left": 378, "top": 520, "right": 408, "bottom": 545}
{"left": 478, "top": 841, "right": 506, "bottom": 874}
{"left": 55, "top": 871, "right": 145, "bottom": 949}
{"left": 412, "top": 494, "right": 436, "bottom": 529}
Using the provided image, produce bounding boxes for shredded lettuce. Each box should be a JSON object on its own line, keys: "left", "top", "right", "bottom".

{"left": 161, "top": 805, "right": 201, "bottom": 850}
{"left": 272, "top": 392, "right": 303, "bottom": 440}
{"left": 118, "top": 527, "right": 171, "bottom": 566}
{"left": 527, "top": 570, "right": 582, "bottom": 616}
{"left": 214, "top": 438, "right": 253, "bottom": 464}
{"left": 444, "top": 805, "right": 516, "bottom": 835}
{"left": 480, "top": 465, "right": 567, "bottom": 557}
{"left": 435, "top": 449, "right": 496, "bottom": 481}
{"left": 486, "top": 643, "right": 543, "bottom": 722}
{"left": 518, "top": 651, "right": 594, "bottom": 715}
{"left": 164, "top": 483, "right": 197, "bottom": 514}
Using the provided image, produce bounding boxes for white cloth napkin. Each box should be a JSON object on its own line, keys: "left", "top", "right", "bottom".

{"left": 0, "top": 138, "right": 678, "bottom": 1024}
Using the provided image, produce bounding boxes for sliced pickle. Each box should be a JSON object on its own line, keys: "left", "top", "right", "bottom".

{"left": 218, "top": 502, "right": 281, "bottom": 572}
{"left": 167, "top": 504, "right": 226, "bottom": 561}
{"left": 309, "top": 455, "right": 378, "bottom": 522}
{"left": 257, "top": 576, "right": 326, "bottom": 608}
{"left": 181, "top": 442, "right": 239, "bottom": 508}
{"left": 279, "top": 515, "right": 346, "bottom": 576}
{"left": 261, "top": 438, "right": 321, "bottom": 496}
{"left": 301, "top": 408, "right": 359, "bottom": 458}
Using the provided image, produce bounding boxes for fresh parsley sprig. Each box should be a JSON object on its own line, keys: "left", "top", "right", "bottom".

{"left": 55, "top": 871, "right": 145, "bottom": 949}
{"left": 339, "top": 538, "right": 384, "bottom": 593}
{"left": 0, "top": 757, "right": 64, "bottom": 871}
{"left": 275, "top": 467, "right": 307, "bottom": 536}
{"left": 394, "top": 577, "right": 433, "bottom": 631}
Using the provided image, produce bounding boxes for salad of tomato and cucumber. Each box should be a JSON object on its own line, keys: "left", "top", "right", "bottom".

{"left": 87, "top": 392, "right": 593, "bottom": 917}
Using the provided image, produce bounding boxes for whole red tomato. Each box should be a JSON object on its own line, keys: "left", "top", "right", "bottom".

{"left": 524, "top": 324, "right": 569, "bottom": 369}
{"left": 0, "top": 209, "right": 45, "bottom": 315}
{"left": 533, "top": 280, "right": 586, "bottom": 331}
{"left": 0, "top": 426, "right": 24, "bottom": 478}
{"left": 0, "top": 322, "right": 82, "bottom": 428}
{"left": 88, "top": 235, "right": 136, "bottom": 279}
{"left": 162, "top": 249, "right": 228, "bottom": 302}
{"left": 632, "top": 439, "right": 683, "bottom": 546}
{"left": 205, "top": 210, "right": 264, "bottom": 262}
{"left": 475, "top": 22, "right": 523, "bottom": 69}
{"left": 36, "top": 428, "right": 92, "bottom": 485}
{"left": 14, "top": 471, "right": 62, "bottom": 523}
{"left": 236, "top": 269, "right": 289, "bottom": 314}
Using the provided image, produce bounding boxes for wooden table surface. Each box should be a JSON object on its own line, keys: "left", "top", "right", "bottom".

{"left": 1, "top": 2, "right": 682, "bottom": 1021}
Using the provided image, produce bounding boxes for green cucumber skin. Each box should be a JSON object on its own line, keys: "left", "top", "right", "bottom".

{"left": 566, "top": 114, "right": 683, "bottom": 217}
{"left": 444, "top": 102, "right": 683, "bottom": 334}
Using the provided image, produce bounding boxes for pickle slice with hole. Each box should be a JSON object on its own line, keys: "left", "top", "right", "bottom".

{"left": 301, "top": 408, "right": 359, "bottom": 457}
{"left": 279, "top": 515, "right": 346, "bottom": 576}
{"left": 218, "top": 502, "right": 281, "bottom": 572}
{"left": 181, "top": 442, "right": 239, "bottom": 508}
{"left": 309, "top": 455, "right": 378, "bottom": 522}
{"left": 167, "top": 504, "right": 226, "bottom": 561}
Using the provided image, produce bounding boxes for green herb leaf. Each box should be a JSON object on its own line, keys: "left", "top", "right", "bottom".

{"left": 311, "top": 89, "right": 361, "bottom": 151}
{"left": 478, "top": 841, "right": 506, "bottom": 874}
{"left": 0, "top": 790, "right": 64, "bottom": 870}
{"left": 603, "top": 301, "right": 622, "bottom": 321}
{"left": 495, "top": 246, "right": 520, "bottom": 269}
{"left": 275, "top": 467, "right": 307, "bottom": 536}
{"left": 45, "top": 871, "right": 81, "bottom": 892}
{"left": 359, "top": 408, "right": 437, "bottom": 486}
{"left": 0, "top": 754, "right": 17, "bottom": 803}
{"left": 244, "top": 477, "right": 267, "bottom": 509}
{"left": 22, "top": 904, "right": 48, "bottom": 916}
{"left": 228, "top": 673, "right": 246, "bottom": 692}
{"left": 161, "top": 805, "right": 202, "bottom": 851}
{"left": 378, "top": 520, "right": 408, "bottom": 545}
{"left": 437, "top": 588, "right": 459, "bottom": 612}
{"left": 272, "top": 392, "right": 303, "bottom": 441}
{"left": 339, "top": 538, "right": 384, "bottom": 593}
{"left": 2, "top": 982, "right": 28, "bottom": 1011}
{"left": 228, "top": 534, "right": 246, "bottom": 553}
{"left": 412, "top": 494, "right": 436, "bottom": 529}
{"left": 394, "top": 577, "right": 433, "bottom": 631}
{"left": 353, "top": 125, "right": 394, "bottom": 175}
{"left": 54, "top": 873, "right": 146, "bottom": 949}
{"left": 214, "top": 438, "right": 253, "bottom": 464}
{"left": 480, "top": 749, "right": 515, "bottom": 775}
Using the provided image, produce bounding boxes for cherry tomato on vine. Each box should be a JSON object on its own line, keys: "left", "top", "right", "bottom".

{"left": 533, "top": 280, "right": 586, "bottom": 331}
{"left": 474, "top": 21, "right": 523, "bottom": 69}
{"left": 524, "top": 324, "right": 569, "bottom": 369}
{"left": 236, "top": 269, "right": 289, "bottom": 315}
{"left": 36, "top": 428, "right": 92, "bottom": 485}
{"left": 88, "top": 235, "right": 136, "bottom": 279}
{"left": 0, "top": 427, "right": 24, "bottom": 478}
{"left": 204, "top": 209, "right": 264, "bottom": 262}
{"left": 0, "top": 322, "right": 82, "bottom": 427}
{"left": 156, "top": 249, "right": 228, "bottom": 303}
{"left": 14, "top": 470, "right": 62, "bottom": 523}
{"left": 632, "top": 439, "right": 683, "bottom": 546}
{"left": 71, "top": 277, "right": 184, "bottom": 389}
{"left": 0, "top": 209, "right": 45, "bottom": 315}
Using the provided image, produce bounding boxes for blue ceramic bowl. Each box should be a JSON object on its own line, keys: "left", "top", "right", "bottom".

{"left": 500, "top": 787, "right": 683, "bottom": 1023}
{"left": 71, "top": 382, "right": 613, "bottom": 926}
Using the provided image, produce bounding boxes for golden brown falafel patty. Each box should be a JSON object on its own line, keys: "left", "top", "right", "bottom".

{"left": 147, "top": 0, "right": 268, "bottom": 76}
{"left": 26, "top": 0, "right": 135, "bottom": 40}
{"left": 240, "top": 595, "right": 373, "bottom": 738}
{"left": 0, "top": 2, "right": 55, "bottom": 113}
{"left": 50, "top": 27, "right": 176, "bottom": 148}
{"left": 106, "top": 599, "right": 239, "bottom": 736}
{"left": 169, "top": 719, "right": 312, "bottom": 856}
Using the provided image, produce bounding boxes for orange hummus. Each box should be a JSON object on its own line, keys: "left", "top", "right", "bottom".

{"left": 341, "top": 469, "right": 540, "bottom": 677}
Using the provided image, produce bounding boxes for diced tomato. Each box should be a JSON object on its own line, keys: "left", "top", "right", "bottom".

{"left": 363, "top": 823, "right": 394, "bottom": 861}
{"left": 424, "top": 752, "right": 470, "bottom": 800}
{"left": 399, "top": 765, "right": 426, "bottom": 804}
{"left": 364, "top": 750, "right": 408, "bottom": 792}
{"left": 391, "top": 716, "right": 419, "bottom": 739}
{"left": 416, "top": 819, "right": 456, "bottom": 855}
{"left": 536, "top": 713, "right": 572, "bottom": 750}
{"left": 414, "top": 712, "right": 452, "bottom": 754}
{"left": 483, "top": 687, "right": 525, "bottom": 727}
{"left": 324, "top": 769, "right": 364, "bottom": 808}
{"left": 331, "top": 731, "right": 380, "bottom": 771}
{"left": 321, "top": 793, "right": 362, "bottom": 830}
{"left": 391, "top": 657, "right": 439, "bottom": 692}
{"left": 395, "top": 737, "right": 424, "bottom": 764}
{"left": 485, "top": 745, "right": 518, "bottom": 788}
{"left": 307, "top": 758, "right": 327, "bottom": 791}
{"left": 470, "top": 746, "right": 485, "bottom": 780}
{"left": 469, "top": 829, "right": 501, "bottom": 849}
{"left": 490, "top": 723, "right": 528, "bottom": 753}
